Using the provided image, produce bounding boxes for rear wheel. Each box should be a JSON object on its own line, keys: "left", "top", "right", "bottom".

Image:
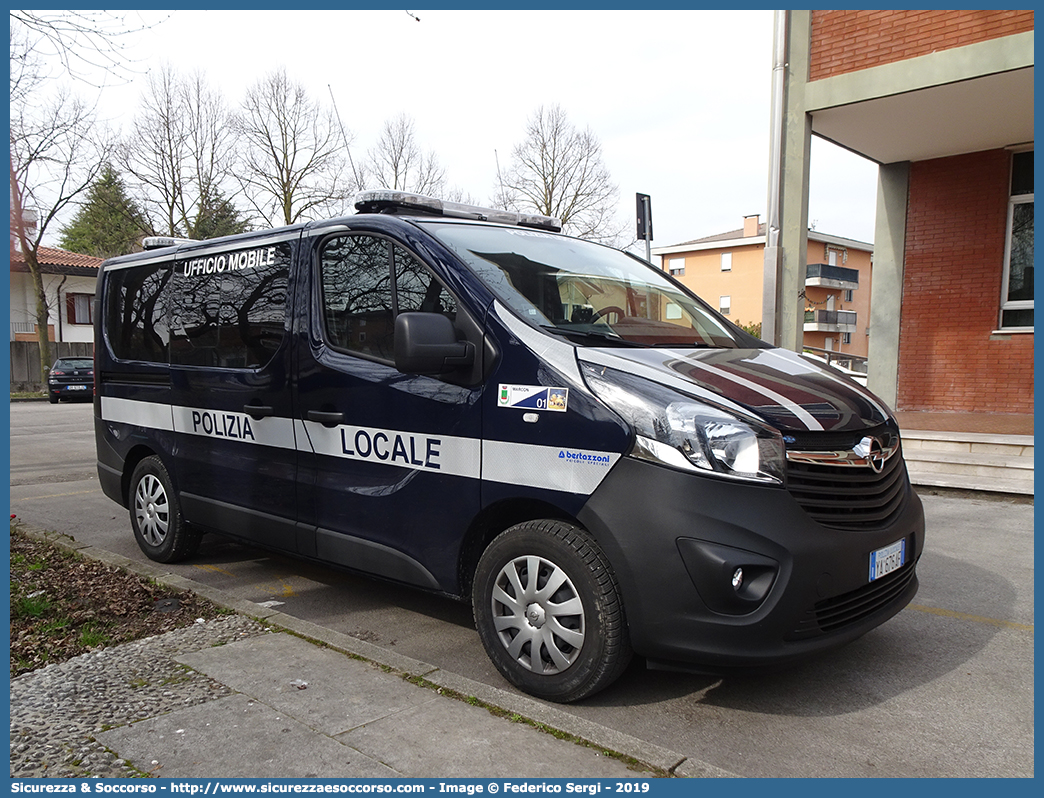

{"left": 128, "top": 456, "right": 201, "bottom": 563}
{"left": 48, "top": 392, "right": 58, "bottom": 404}
{"left": 473, "top": 520, "right": 632, "bottom": 703}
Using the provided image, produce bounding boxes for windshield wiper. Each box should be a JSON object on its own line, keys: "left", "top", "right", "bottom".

{"left": 539, "top": 326, "right": 642, "bottom": 347}
{"left": 648, "top": 341, "right": 718, "bottom": 348}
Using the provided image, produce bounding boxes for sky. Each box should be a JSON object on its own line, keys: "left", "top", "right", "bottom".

{"left": 26, "top": 8, "right": 880, "bottom": 251}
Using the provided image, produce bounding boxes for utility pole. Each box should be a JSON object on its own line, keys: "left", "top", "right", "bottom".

{"left": 762, "top": 10, "right": 788, "bottom": 346}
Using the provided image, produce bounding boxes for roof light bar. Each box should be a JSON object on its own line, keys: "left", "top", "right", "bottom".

{"left": 353, "top": 189, "right": 562, "bottom": 232}
{"left": 142, "top": 236, "right": 197, "bottom": 250}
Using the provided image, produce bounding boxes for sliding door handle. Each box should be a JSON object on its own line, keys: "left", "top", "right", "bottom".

{"left": 243, "top": 403, "right": 274, "bottom": 420}
{"left": 307, "top": 410, "right": 344, "bottom": 427}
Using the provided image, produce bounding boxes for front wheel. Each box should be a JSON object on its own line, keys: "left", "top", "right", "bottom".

{"left": 128, "top": 456, "right": 201, "bottom": 563}
{"left": 473, "top": 520, "right": 632, "bottom": 703}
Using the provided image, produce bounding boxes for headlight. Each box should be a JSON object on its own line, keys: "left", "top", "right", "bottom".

{"left": 582, "top": 363, "right": 785, "bottom": 485}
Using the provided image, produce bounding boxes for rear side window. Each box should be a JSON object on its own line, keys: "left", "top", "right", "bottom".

{"left": 319, "top": 233, "right": 456, "bottom": 361}
{"left": 169, "top": 243, "right": 291, "bottom": 369}
{"left": 103, "top": 261, "right": 173, "bottom": 363}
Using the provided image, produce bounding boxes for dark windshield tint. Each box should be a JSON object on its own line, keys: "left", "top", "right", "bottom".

{"left": 55, "top": 358, "right": 93, "bottom": 369}
{"left": 422, "top": 222, "right": 757, "bottom": 348}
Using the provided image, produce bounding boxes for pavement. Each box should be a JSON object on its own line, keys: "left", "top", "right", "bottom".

{"left": 11, "top": 528, "right": 737, "bottom": 780}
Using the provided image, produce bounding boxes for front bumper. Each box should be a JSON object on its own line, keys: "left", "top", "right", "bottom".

{"left": 577, "top": 456, "right": 924, "bottom": 669}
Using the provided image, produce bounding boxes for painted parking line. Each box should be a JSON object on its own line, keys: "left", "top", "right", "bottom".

{"left": 191, "top": 564, "right": 300, "bottom": 600}
{"left": 193, "top": 563, "right": 237, "bottom": 578}
{"left": 11, "top": 488, "right": 100, "bottom": 500}
{"left": 908, "top": 603, "right": 1033, "bottom": 633}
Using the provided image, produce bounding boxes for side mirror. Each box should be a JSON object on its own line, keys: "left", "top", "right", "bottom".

{"left": 394, "top": 312, "right": 475, "bottom": 375}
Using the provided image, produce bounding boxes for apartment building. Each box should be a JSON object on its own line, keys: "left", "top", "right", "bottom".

{"left": 654, "top": 214, "right": 872, "bottom": 368}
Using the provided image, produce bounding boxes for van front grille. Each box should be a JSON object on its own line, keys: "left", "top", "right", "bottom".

{"left": 786, "top": 443, "right": 909, "bottom": 530}
{"left": 786, "top": 558, "right": 917, "bottom": 640}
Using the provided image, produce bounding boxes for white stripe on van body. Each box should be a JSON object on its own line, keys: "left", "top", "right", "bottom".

{"left": 493, "top": 302, "right": 589, "bottom": 391}
{"left": 482, "top": 441, "right": 620, "bottom": 495}
{"left": 171, "top": 405, "right": 298, "bottom": 449}
{"left": 578, "top": 349, "right": 760, "bottom": 424}
{"left": 100, "top": 398, "right": 619, "bottom": 496}
{"left": 761, "top": 349, "right": 892, "bottom": 421}
{"left": 302, "top": 420, "right": 482, "bottom": 480}
{"left": 101, "top": 396, "right": 175, "bottom": 431}
{"left": 670, "top": 354, "right": 825, "bottom": 432}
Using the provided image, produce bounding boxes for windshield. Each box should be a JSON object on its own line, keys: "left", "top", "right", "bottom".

{"left": 422, "top": 222, "right": 760, "bottom": 348}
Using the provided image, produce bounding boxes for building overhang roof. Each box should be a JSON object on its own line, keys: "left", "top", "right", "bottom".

{"left": 805, "top": 32, "right": 1033, "bottom": 164}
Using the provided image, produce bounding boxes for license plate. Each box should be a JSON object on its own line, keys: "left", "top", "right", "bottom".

{"left": 869, "top": 539, "right": 906, "bottom": 581}
{"left": 67, "top": 385, "right": 87, "bottom": 391}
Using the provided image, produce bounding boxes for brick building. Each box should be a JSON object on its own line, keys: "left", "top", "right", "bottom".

{"left": 772, "top": 10, "right": 1033, "bottom": 433}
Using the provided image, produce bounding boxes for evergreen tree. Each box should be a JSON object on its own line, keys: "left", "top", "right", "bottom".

{"left": 58, "top": 164, "right": 148, "bottom": 257}
{"left": 187, "top": 189, "right": 251, "bottom": 240}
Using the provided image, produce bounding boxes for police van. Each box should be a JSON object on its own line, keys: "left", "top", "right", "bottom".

{"left": 94, "top": 189, "right": 925, "bottom": 702}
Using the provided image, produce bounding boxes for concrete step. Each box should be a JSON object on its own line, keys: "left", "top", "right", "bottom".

{"left": 901, "top": 430, "right": 1034, "bottom": 496}
{"left": 902, "top": 430, "right": 1033, "bottom": 457}
{"left": 904, "top": 450, "right": 1033, "bottom": 474}
{"left": 910, "top": 470, "right": 1034, "bottom": 495}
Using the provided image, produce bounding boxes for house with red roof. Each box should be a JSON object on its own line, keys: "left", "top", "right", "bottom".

{"left": 9, "top": 245, "right": 103, "bottom": 345}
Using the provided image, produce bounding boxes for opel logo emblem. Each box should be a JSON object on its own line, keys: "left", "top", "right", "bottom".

{"left": 856, "top": 436, "right": 887, "bottom": 473}
{"left": 867, "top": 438, "right": 885, "bottom": 473}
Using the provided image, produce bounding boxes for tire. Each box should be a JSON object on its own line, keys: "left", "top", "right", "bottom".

{"left": 48, "top": 392, "right": 58, "bottom": 404}
{"left": 473, "top": 520, "right": 632, "bottom": 703}
{"left": 128, "top": 456, "right": 201, "bottom": 563}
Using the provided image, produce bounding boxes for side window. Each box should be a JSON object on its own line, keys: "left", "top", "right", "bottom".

{"left": 395, "top": 247, "right": 457, "bottom": 317}
{"left": 104, "top": 261, "right": 172, "bottom": 363}
{"left": 321, "top": 235, "right": 394, "bottom": 359}
{"left": 170, "top": 244, "right": 291, "bottom": 369}
{"left": 1000, "top": 149, "right": 1033, "bottom": 330}
{"left": 320, "top": 233, "right": 456, "bottom": 361}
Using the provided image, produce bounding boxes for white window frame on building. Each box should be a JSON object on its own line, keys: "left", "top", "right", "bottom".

{"left": 999, "top": 148, "right": 1033, "bottom": 331}
{"left": 668, "top": 257, "right": 685, "bottom": 277}
{"left": 721, "top": 252, "right": 732, "bottom": 272}
{"left": 719, "top": 295, "right": 731, "bottom": 315}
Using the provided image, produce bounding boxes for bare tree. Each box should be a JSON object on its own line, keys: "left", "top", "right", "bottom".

{"left": 236, "top": 69, "right": 356, "bottom": 227}
{"left": 10, "top": 23, "right": 45, "bottom": 108}
{"left": 9, "top": 10, "right": 168, "bottom": 385}
{"left": 184, "top": 71, "right": 242, "bottom": 230}
{"left": 9, "top": 10, "right": 167, "bottom": 87}
{"left": 496, "top": 105, "right": 623, "bottom": 244}
{"left": 10, "top": 88, "right": 112, "bottom": 382}
{"left": 120, "top": 65, "right": 240, "bottom": 237}
{"left": 365, "top": 114, "right": 446, "bottom": 195}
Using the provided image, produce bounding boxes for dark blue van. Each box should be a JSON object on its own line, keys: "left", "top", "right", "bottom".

{"left": 94, "top": 190, "right": 924, "bottom": 702}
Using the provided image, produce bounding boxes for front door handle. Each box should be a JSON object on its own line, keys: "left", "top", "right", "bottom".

{"left": 307, "top": 410, "right": 344, "bottom": 427}
{"left": 243, "top": 403, "right": 274, "bottom": 420}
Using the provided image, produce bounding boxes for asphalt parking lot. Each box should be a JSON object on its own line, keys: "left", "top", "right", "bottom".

{"left": 8, "top": 400, "right": 1035, "bottom": 777}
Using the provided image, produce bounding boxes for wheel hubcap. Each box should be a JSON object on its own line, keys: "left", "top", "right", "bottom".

{"left": 134, "top": 474, "right": 169, "bottom": 547}
{"left": 491, "top": 555, "right": 585, "bottom": 674}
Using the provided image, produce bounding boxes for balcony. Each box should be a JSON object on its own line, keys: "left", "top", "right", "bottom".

{"left": 805, "top": 263, "right": 859, "bottom": 290}
{"left": 804, "top": 309, "right": 857, "bottom": 332}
